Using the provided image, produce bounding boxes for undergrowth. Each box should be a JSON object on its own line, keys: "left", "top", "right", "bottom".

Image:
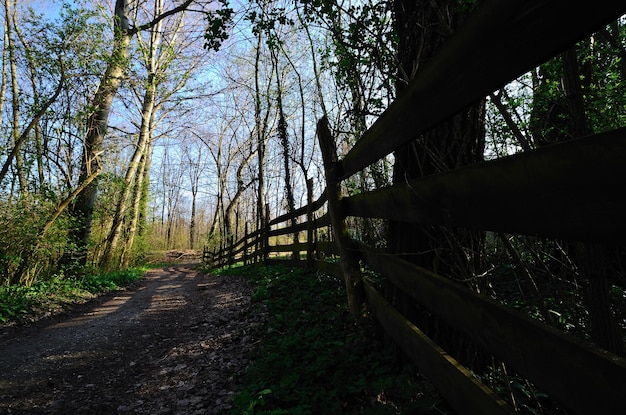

{"left": 217, "top": 264, "right": 449, "bottom": 415}
{"left": 0, "top": 268, "right": 145, "bottom": 324}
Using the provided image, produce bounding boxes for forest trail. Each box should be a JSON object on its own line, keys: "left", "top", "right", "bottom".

{"left": 0, "top": 265, "right": 260, "bottom": 415}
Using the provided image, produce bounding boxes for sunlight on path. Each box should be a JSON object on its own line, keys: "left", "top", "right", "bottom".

{"left": 48, "top": 294, "right": 135, "bottom": 329}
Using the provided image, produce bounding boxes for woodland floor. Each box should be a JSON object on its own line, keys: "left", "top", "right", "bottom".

{"left": 0, "top": 263, "right": 260, "bottom": 415}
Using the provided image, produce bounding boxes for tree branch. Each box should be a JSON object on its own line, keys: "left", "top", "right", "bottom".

{"left": 0, "top": 64, "right": 66, "bottom": 186}
{"left": 130, "top": 0, "right": 194, "bottom": 34}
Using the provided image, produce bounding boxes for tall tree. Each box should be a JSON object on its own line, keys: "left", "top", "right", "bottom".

{"left": 253, "top": 23, "right": 271, "bottom": 241}
{"left": 3, "top": 0, "right": 26, "bottom": 196}
{"left": 70, "top": 0, "right": 230, "bottom": 266}
{"left": 100, "top": 0, "right": 199, "bottom": 267}
{"left": 70, "top": 0, "right": 135, "bottom": 264}
{"left": 270, "top": 46, "right": 299, "bottom": 255}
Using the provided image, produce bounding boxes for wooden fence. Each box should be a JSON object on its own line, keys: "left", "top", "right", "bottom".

{"left": 204, "top": 1, "right": 626, "bottom": 414}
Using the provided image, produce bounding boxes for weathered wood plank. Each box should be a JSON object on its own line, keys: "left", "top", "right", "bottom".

{"left": 344, "top": 128, "right": 626, "bottom": 244}
{"left": 364, "top": 280, "right": 513, "bottom": 415}
{"left": 357, "top": 241, "right": 626, "bottom": 415}
{"left": 268, "top": 242, "right": 309, "bottom": 253}
{"left": 341, "top": 0, "right": 626, "bottom": 178}
{"left": 268, "top": 225, "right": 306, "bottom": 238}
{"left": 269, "top": 191, "right": 327, "bottom": 226}
{"left": 269, "top": 213, "right": 332, "bottom": 238}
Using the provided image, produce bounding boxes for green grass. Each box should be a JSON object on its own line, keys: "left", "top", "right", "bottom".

{"left": 218, "top": 264, "right": 446, "bottom": 415}
{"left": 0, "top": 268, "right": 145, "bottom": 324}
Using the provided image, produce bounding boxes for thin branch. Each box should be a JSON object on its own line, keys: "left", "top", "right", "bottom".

{"left": 0, "top": 63, "right": 66, "bottom": 186}
{"left": 130, "top": 0, "right": 194, "bottom": 34}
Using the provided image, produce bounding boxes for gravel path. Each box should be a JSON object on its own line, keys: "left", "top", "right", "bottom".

{"left": 0, "top": 265, "right": 260, "bottom": 415}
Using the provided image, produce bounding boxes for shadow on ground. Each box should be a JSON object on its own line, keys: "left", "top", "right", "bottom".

{"left": 0, "top": 265, "right": 259, "bottom": 415}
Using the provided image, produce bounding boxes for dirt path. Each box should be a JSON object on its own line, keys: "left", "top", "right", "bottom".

{"left": 0, "top": 265, "right": 260, "bottom": 415}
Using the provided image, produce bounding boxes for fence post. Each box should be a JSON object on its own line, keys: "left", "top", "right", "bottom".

{"left": 218, "top": 240, "right": 223, "bottom": 268}
{"left": 243, "top": 222, "right": 248, "bottom": 266}
{"left": 316, "top": 116, "right": 365, "bottom": 318}
{"left": 255, "top": 207, "right": 262, "bottom": 265}
{"left": 228, "top": 235, "right": 234, "bottom": 267}
{"left": 306, "top": 177, "right": 315, "bottom": 270}
{"left": 263, "top": 203, "right": 270, "bottom": 265}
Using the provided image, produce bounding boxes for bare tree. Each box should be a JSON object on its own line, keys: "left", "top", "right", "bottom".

{"left": 100, "top": 0, "right": 195, "bottom": 267}
{"left": 70, "top": 0, "right": 210, "bottom": 265}
{"left": 3, "top": 0, "right": 26, "bottom": 196}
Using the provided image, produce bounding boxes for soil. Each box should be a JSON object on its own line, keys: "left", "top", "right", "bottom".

{"left": 0, "top": 264, "right": 262, "bottom": 415}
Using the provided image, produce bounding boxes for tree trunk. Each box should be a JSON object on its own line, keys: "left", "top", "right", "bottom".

{"left": 99, "top": 81, "right": 155, "bottom": 267}
{"left": 101, "top": 0, "right": 171, "bottom": 267}
{"left": 4, "top": 0, "right": 26, "bottom": 196}
{"left": 272, "top": 49, "right": 298, "bottom": 259}
{"left": 0, "top": 16, "right": 7, "bottom": 127}
{"left": 70, "top": 1, "right": 133, "bottom": 265}
{"left": 12, "top": 10, "right": 46, "bottom": 188}
{"left": 223, "top": 151, "right": 256, "bottom": 240}
{"left": 121, "top": 138, "right": 152, "bottom": 268}
{"left": 254, "top": 28, "right": 271, "bottom": 239}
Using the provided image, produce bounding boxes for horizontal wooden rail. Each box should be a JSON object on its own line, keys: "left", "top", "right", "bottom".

{"left": 266, "top": 241, "right": 340, "bottom": 257}
{"left": 269, "top": 191, "right": 327, "bottom": 226}
{"left": 269, "top": 242, "right": 309, "bottom": 253}
{"left": 356, "top": 241, "right": 626, "bottom": 415}
{"left": 268, "top": 212, "right": 331, "bottom": 238}
{"left": 341, "top": 0, "right": 626, "bottom": 179}
{"left": 343, "top": 128, "right": 626, "bottom": 244}
{"left": 364, "top": 280, "right": 513, "bottom": 415}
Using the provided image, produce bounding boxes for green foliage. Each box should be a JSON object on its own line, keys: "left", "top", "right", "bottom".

{"left": 0, "top": 286, "right": 32, "bottom": 323}
{"left": 0, "top": 196, "right": 74, "bottom": 286}
{"left": 204, "top": 0, "right": 234, "bottom": 51}
{"left": 80, "top": 268, "right": 144, "bottom": 294}
{"left": 225, "top": 264, "right": 446, "bottom": 414}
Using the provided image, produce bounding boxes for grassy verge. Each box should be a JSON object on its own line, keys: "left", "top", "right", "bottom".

{"left": 0, "top": 268, "right": 145, "bottom": 324}
{"left": 215, "top": 264, "right": 448, "bottom": 415}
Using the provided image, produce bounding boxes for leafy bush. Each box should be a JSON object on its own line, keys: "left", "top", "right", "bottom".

{"left": 0, "top": 286, "right": 32, "bottom": 323}
{"left": 0, "top": 195, "right": 75, "bottom": 287}
{"left": 80, "top": 268, "right": 144, "bottom": 294}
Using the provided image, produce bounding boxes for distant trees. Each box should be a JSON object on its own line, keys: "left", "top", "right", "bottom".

{"left": 98, "top": 0, "right": 213, "bottom": 268}
{"left": 70, "top": 0, "right": 218, "bottom": 267}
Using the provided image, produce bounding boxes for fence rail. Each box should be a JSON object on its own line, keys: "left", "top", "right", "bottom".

{"left": 204, "top": 1, "right": 626, "bottom": 414}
